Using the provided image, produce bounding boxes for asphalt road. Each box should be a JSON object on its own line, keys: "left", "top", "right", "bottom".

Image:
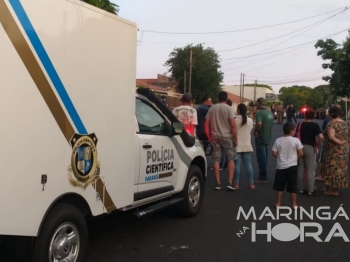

{"left": 3, "top": 119, "right": 350, "bottom": 262}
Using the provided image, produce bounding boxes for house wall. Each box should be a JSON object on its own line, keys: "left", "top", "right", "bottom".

{"left": 222, "top": 85, "right": 274, "bottom": 102}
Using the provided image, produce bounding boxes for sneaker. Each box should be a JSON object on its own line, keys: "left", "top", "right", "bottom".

{"left": 215, "top": 184, "right": 222, "bottom": 190}
{"left": 227, "top": 183, "right": 236, "bottom": 191}
{"left": 255, "top": 179, "right": 268, "bottom": 184}
{"left": 299, "top": 190, "right": 305, "bottom": 194}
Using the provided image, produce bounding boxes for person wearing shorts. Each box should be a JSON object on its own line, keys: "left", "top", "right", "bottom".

{"left": 272, "top": 123, "right": 304, "bottom": 209}
{"left": 205, "top": 91, "right": 237, "bottom": 191}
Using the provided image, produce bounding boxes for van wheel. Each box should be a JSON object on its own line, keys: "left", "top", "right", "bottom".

{"left": 179, "top": 165, "right": 204, "bottom": 217}
{"left": 32, "top": 203, "right": 88, "bottom": 262}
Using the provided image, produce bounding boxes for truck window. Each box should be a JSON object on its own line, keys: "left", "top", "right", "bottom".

{"left": 135, "top": 99, "right": 167, "bottom": 135}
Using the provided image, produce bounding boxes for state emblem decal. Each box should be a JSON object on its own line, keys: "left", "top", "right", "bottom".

{"left": 67, "top": 133, "right": 100, "bottom": 189}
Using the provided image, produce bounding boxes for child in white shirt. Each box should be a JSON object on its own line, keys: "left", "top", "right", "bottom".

{"left": 272, "top": 123, "right": 304, "bottom": 209}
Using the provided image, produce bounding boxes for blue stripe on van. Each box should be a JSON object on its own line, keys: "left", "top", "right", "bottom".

{"left": 9, "top": 0, "right": 88, "bottom": 134}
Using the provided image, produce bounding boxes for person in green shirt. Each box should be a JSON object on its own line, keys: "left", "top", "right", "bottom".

{"left": 253, "top": 98, "right": 274, "bottom": 183}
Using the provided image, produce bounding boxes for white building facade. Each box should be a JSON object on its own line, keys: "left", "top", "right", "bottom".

{"left": 222, "top": 85, "right": 276, "bottom": 102}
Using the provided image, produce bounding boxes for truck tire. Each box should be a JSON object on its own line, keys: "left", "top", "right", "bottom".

{"left": 32, "top": 203, "right": 88, "bottom": 262}
{"left": 179, "top": 165, "right": 204, "bottom": 217}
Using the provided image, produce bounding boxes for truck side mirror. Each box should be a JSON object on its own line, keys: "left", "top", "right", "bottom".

{"left": 172, "top": 122, "right": 183, "bottom": 135}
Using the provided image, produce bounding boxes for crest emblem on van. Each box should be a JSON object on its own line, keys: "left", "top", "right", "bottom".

{"left": 67, "top": 133, "right": 100, "bottom": 189}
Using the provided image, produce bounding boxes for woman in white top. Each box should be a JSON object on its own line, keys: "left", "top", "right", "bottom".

{"left": 233, "top": 104, "right": 255, "bottom": 190}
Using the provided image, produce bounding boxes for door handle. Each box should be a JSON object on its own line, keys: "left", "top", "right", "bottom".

{"left": 143, "top": 144, "right": 152, "bottom": 149}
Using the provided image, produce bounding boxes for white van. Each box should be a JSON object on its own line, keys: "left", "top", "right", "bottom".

{"left": 0, "top": 0, "right": 207, "bottom": 261}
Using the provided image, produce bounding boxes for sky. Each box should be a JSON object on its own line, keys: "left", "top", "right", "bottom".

{"left": 112, "top": 0, "right": 350, "bottom": 94}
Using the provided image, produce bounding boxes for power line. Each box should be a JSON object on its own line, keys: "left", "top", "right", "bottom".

{"left": 224, "top": 68, "right": 323, "bottom": 81}
{"left": 222, "top": 46, "right": 310, "bottom": 68}
{"left": 218, "top": 8, "right": 347, "bottom": 53}
{"left": 135, "top": 39, "right": 261, "bottom": 45}
{"left": 223, "top": 48, "right": 320, "bottom": 82}
{"left": 221, "top": 27, "right": 350, "bottom": 61}
{"left": 243, "top": 31, "right": 346, "bottom": 69}
{"left": 230, "top": 8, "right": 349, "bottom": 65}
{"left": 218, "top": 10, "right": 346, "bottom": 53}
{"left": 223, "top": 46, "right": 312, "bottom": 80}
{"left": 224, "top": 76, "right": 328, "bottom": 86}
{"left": 224, "top": 67, "right": 329, "bottom": 86}
{"left": 242, "top": 46, "right": 315, "bottom": 73}
{"left": 260, "top": 71, "right": 325, "bottom": 83}
{"left": 257, "top": 76, "right": 329, "bottom": 85}
{"left": 246, "top": 69, "right": 324, "bottom": 80}
{"left": 245, "top": 72, "right": 329, "bottom": 85}
{"left": 140, "top": 6, "right": 349, "bottom": 35}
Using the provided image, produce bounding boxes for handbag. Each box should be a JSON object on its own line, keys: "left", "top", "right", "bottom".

{"left": 295, "top": 122, "right": 302, "bottom": 140}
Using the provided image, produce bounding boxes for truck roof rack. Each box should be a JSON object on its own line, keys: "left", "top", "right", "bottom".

{"left": 136, "top": 88, "right": 195, "bottom": 148}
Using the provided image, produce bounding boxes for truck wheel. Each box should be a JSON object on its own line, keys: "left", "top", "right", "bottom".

{"left": 32, "top": 203, "right": 88, "bottom": 262}
{"left": 179, "top": 165, "right": 204, "bottom": 217}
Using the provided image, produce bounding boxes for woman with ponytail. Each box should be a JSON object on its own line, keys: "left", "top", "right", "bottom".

{"left": 233, "top": 104, "right": 255, "bottom": 189}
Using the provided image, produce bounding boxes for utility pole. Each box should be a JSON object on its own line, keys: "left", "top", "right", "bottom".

{"left": 239, "top": 73, "right": 242, "bottom": 103}
{"left": 189, "top": 49, "right": 193, "bottom": 94}
{"left": 242, "top": 74, "right": 245, "bottom": 103}
{"left": 346, "top": 99, "right": 348, "bottom": 123}
{"left": 184, "top": 71, "right": 187, "bottom": 94}
{"left": 254, "top": 79, "right": 257, "bottom": 102}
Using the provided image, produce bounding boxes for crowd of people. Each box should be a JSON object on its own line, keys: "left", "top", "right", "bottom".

{"left": 268, "top": 102, "right": 305, "bottom": 124}
{"left": 172, "top": 92, "right": 349, "bottom": 208}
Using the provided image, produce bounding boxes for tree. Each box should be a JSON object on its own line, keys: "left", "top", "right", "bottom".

{"left": 81, "top": 0, "right": 119, "bottom": 14}
{"left": 315, "top": 33, "right": 350, "bottom": 96}
{"left": 278, "top": 86, "right": 305, "bottom": 109}
{"left": 307, "top": 89, "right": 324, "bottom": 109}
{"left": 278, "top": 85, "right": 324, "bottom": 110}
{"left": 164, "top": 44, "right": 223, "bottom": 103}
{"left": 314, "top": 84, "right": 333, "bottom": 106}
